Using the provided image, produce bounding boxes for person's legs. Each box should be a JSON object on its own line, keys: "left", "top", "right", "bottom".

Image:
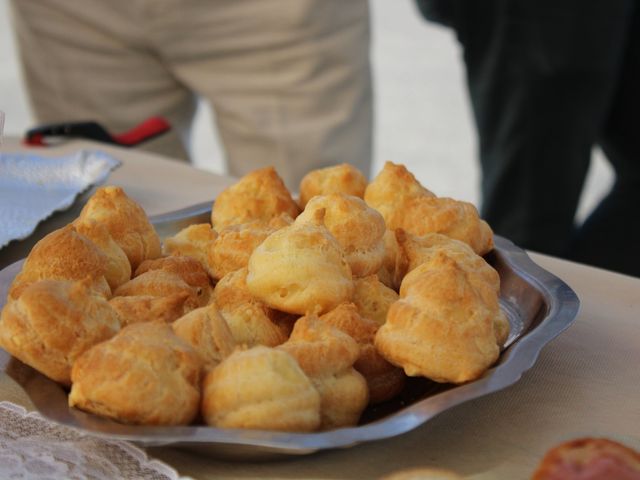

{"left": 162, "top": 0, "right": 373, "bottom": 190}
{"left": 9, "top": 0, "right": 195, "bottom": 161}
{"left": 449, "top": 0, "right": 631, "bottom": 257}
{"left": 571, "top": 4, "right": 640, "bottom": 276}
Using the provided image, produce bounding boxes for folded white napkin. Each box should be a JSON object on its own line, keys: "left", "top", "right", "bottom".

{"left": 0, "top": 150, "right": 120, "bottom": 249}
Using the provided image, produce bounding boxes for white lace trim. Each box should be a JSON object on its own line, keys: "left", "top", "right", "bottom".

{"left": 0, "top": 401, "right": 185, "bottom": 480}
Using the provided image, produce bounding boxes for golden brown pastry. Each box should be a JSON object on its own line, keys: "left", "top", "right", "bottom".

{"left": 375, "top": 253, "right": 505, "bottom": 384}
{"left": 392, "top": 196, "right": 494, "bottom": 256}
{"left": 352, "top": 274, "right": 399, "bottom": 326}
{"left": 0, "top": 278, "right": 120, "bottom": 385}
{"left": 364, "top": 162, "right": 493, "bottom": 256}
{"left": 396, "top": 230, "right": 499, "bottom": 292}
{"left": 320, "top": 303, "right": 405, "bottom": 404}
{"left": 69, "top": 322, "right": 203, "bottom": 425}
{"left": 210, "top": 167, "right": 300, "bottom": 230}
{"left": 76, "top": 186, "right": 161, "bottom": 270}
{"left": 396, "top": 230, "right": 508, "bottom": 346}
{"left": 246, "top": 214, "right": 354, "bottom": 315}
{"left": 298, "top": 163, "right": 368, "bottom": 209}
{"left": 109, "top": 293, "right": 191, "bottom": 326}
{"left": 295, "top": 194, "right": 386, "bottom": 277}
{"left": 207, "top": 215, "right": 292, "bottom": 281}
{"left": 201, "top": 346, "right": 321, "bottom": 432}
{"left": 172, "top": 304, "right": 236, "bottom": 369}
{"left": 134, "top": 256, "right": 213, "bottom": 306}
{"left": 213, "top": 268, "right": 289, "bottom": 347}
{"left": 278, "top": 315, "right": 369, "bottom": 429}
{"left": 278, "top": 315, "right": 359, "bottom": 376}
{"left": 376, "top": 229, "right": 404, "bottom": 291}
{"left": 364, "top": 161, "right": 435, "bottom": 223}
{"left": 8, "top": 225, "right": 111, "bottom": 301}
{"left": 532, "top": 438, "right": 640, "bottom": 480}
{"left": 380, "top": 468, "right": 463, "bottom": 480}
{"left": 74, "top": 218, "right": 131, "bottom": 290}
{"left": 113, "top": 270, "right": 200, "bottom": 314}
{"left": 162, "top": 223, "right": 218, "bottom": 274}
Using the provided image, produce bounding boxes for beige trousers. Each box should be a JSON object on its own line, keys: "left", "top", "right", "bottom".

{"left": 10, "top": 0, "right": 373, "bottom": 189}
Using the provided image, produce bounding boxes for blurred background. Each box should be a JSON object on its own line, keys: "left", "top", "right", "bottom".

{"left": 0, "top": 0, "right": 611, "bottom": 218}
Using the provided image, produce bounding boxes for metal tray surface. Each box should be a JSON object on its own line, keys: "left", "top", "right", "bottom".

{"left": 0, "top": 202, "right": 580, "bottom": 459}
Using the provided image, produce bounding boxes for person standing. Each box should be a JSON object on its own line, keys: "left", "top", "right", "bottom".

{"left": 416, "top": 0, "right": 640, "bottom": 277}
{"left": 10, "top": 0, "right": 373, "bottom": 190}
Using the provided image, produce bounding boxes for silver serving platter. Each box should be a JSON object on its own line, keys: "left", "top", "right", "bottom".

{"left": 0, "top": 202, "right": 580, "bottom": 460}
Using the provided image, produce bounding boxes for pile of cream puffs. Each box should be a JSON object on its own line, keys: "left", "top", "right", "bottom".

{"left": 0, "top": 162, "right": 508, "bottom": 431}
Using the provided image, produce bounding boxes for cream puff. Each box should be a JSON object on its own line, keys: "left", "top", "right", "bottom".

{"left": 74, "top": 218, "right": 131, "bottom": 290}
{"left": 134, "top": 255, "right": 213, "bottom": 306}
{"left": 69, "top": 322, "right": 203, "bottom": 425}
{"left": 320, "top": 303, "right": 405, "bottom": 404}
{"left": 172, "top": 303, "right": 236, "bottom": 370}
{"left": 114, "top": 270, "right": 201, "bottom": 315}
{"left": 396, "top": 230, "right": 508, "bottom": 346}
{"left": 76, "top": 186, "right": 161, "bottom": 269}
{"left": 295, "top": 194, "right": 386, "bottom": 277}
{"left": 364, "top": 161, "right": 435, "bottom": 224}
{"left": 213, "top": 268, "right": 289, "bottom": 347}
{"left": 201, "top": 346, "right": 321, "bottom": 432}
{"left": 298, "top": 163, "right": 368, "bottom": 209}
{"left": 8, "top": 225, "right": 111, "bottom": 301}
{"left": 0, "top": 278, "right": 120, "bottom": 385}
{"left": 278, "top": 315, "right": 369, "bottom": 429}
{"left": 246, "top": 213, "right": 353, "bottom": 315}
{"left": 207, "top": 215, "right": 291, "bottom": 281}
{"left": 109, "top": 293, "right": 192, "bottom": 326}
{"left": 163, "top": 223, "right": 218, "bottom": 275}
{"left": 211, "top": 167, "right": 300, "bottom": 230}
{"left": 352, "top": 274, "right": 399, "bottom": 326}
{"left": 375, "top": 253, "right": 505, "bottom": 384}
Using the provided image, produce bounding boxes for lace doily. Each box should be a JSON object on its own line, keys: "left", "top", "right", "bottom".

{"left": 0, "top": 401, "right": 185, "bottom": 480}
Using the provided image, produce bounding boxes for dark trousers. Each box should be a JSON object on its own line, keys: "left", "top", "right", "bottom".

{"left": 417, "top": 0, "right": 640, "bottom": 277}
